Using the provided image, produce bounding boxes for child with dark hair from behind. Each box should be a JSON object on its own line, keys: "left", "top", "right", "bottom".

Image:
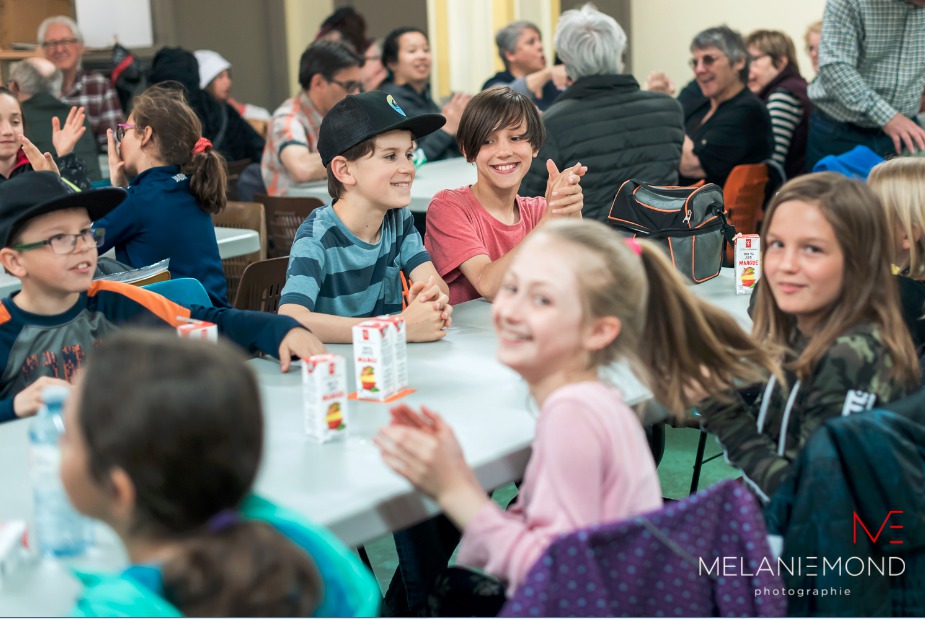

{"left": 61, "top": 330, "right": 379, "bottom": 616}
{"left": 98, "top": 84, "right": 231, "bottom": 307}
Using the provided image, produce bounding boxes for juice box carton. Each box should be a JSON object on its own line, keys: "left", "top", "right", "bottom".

{"left": 302, "top": 354, "right": 348, "bottom": 443}
{"left": 376, "top": 315, "right": 409, "bottom": 393}
{"left": 176, "top": 318, "right": 218, "bottom": 341}
{"left": 352, "top": 320, "right": 396, "bottom": 400}
{"left": 734, "top": 234, "right": 761, "bottom": 295}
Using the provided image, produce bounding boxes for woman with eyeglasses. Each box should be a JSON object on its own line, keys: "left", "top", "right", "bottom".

{"left": 380, "top": 27, "right": 470, "bottom": 163}
{"left": 0, "top": 86, "right": 92, "bottom": 190}
{"left": 678, "top": 26, "right": 773, "bottom": 187}
{"left": 746, "top": 30, "right": 810, "bottom": 180}
{"left": 96, "top": 84, "right": 231, "bottom": 308}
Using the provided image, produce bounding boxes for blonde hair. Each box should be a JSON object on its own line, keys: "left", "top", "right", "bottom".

{"left": 805, "top": 20, "right": 822, "bottom": 41}
{"left": 752, "top": 173, "right": 919, "bottom": 387}
{"left": 533, "top": 219, "right": 781, "bottom": 417}
{"left": 868, "top": 157, "right": 925, "bottom": 282}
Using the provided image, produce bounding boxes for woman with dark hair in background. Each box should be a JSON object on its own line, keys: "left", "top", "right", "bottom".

{"left": 380, "top": 27, "right": 469, "bottom": 163}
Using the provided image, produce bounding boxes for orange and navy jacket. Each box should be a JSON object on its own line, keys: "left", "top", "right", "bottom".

{"left": 0, "top": 280, "right": 303, "bottom": 423}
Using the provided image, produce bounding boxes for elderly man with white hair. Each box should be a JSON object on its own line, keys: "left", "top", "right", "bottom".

{"left": 37, "top": 15, "right": 124, "bottom": 151}
{"left": 520, "top": 4, "right": 684, "bottom": 222}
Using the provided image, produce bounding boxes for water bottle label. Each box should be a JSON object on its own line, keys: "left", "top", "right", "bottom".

{"left": 29, "top": 445, "right": 60, "bottom": 483}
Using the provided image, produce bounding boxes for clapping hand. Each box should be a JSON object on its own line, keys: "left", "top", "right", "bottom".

{"left": 51, "top": 106, "right": 87, "bottom": 158}
{"left": 543, "top": 159, "right": 586, "bottom": 218}
{"left": 106, "top": 128, "right": 128, "bottom": 188}
{"left": 19, "top": 135, "right": 60, "bottom": 175}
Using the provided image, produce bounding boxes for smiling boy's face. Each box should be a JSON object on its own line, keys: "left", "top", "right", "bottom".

{"left": 347, "top": 129, "right": 417, "bottom": 210}
{"left": 3, "top": 207, "right": 98, "bottom": 297}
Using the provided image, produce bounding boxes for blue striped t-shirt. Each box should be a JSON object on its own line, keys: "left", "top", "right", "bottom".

{"left": 280, "top": 205, "right": 430, "bottom": 317}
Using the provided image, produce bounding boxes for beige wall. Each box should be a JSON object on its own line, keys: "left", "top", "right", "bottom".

{"left": 152, "top": 0, "right": 290, "bottom": 111}
{"left": 283, "top": 0, "right": 334, "bottom": 97}
{"left": 631, "top": 0, "right": 825, "bottom": 90}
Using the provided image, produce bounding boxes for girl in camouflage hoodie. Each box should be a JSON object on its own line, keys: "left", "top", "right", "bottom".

{"left": 698, "top": 173, "right": 920, "bottom": 502}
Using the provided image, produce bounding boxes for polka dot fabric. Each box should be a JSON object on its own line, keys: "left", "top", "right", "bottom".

{"left": 500, "top": 480, "right": 787, "bottom": 617}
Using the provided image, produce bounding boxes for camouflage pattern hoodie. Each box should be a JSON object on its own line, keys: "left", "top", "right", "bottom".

{"left": 699, "top": 321, "right": 911, "bottom": 502}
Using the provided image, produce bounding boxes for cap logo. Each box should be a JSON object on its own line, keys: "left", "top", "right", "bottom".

{"left": 387, "top": 94, "right": 406, "bottom": 116}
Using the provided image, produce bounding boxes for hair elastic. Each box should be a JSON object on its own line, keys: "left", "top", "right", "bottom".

{"left": 191, "top": 137, "right": 213, "bottom": 155}
{"left": 206, "top": 508, "right": 239, "bottom": 532}
{"left": 625, "top": 237, "right": 643, "bottom": 256}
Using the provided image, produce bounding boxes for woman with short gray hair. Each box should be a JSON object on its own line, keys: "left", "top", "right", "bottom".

{"left": 678, "top": 25, "right": 773, "bottom": 186}
{"left": 520, "top": 4, "right": 685, "bottom": 222}
{"left": 482, "top": 20, "right": 565, "bottom": 111}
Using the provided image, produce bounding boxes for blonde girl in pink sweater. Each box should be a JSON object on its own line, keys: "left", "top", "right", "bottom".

{"left": 375, "top": 219, "right": 779, "bottom": 613}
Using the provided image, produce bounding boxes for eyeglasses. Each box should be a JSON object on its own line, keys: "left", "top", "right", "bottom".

{"left": 14, "top": 228, "right": 105, "bottom": 255}
{"left": 40, "top": 38, "right": 79, "bottom": 50}
{"left": 689, "top": 54, "right": 724, "bottom": 70}
{"left": 116, "top": 123, "right": 136, "bottom": 142}
{"left": 327, "top": 78, "right": 363, "bottom": 94}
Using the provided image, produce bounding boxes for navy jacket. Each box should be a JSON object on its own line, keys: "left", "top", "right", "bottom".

{"left": 765, "top": 389, "right": 925, "bottom": 616}
{"left": 95, "top": 166, "right": 229, "bottom": 307}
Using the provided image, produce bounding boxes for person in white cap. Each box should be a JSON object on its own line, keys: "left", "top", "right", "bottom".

{"left": 194, "top": 50, "right": 270, "bottom": 135}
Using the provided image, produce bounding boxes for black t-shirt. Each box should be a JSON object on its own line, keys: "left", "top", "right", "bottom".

{"left": 682, "top": 88, "right": 772, "bottom": 187}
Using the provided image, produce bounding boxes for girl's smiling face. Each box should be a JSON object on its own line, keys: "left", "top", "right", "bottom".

{"left": 492, "top": 235, "right": 593, "bottom": 386}
{"left": 763, "top": 199, "right": 846, "bottom": 334}
{"left": 0, "top": 93, "right": 24, "bottom": 162}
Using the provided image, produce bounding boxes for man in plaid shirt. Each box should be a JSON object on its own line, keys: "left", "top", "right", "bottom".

{"left": 38, "top": 16, "right": 124, "bottom": 153}
{"left": 261, "top": 41, "right": 362, "bottom": 196}
{"left": 807, "top": 0, "right": 925, "bottom": 169}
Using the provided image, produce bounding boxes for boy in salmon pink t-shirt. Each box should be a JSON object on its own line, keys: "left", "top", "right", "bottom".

{"left": 424, "top": 87, "right": 586, "bottom": 305}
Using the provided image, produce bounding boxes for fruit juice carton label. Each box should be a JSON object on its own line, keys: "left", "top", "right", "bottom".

{"left": 302, "top": 354, "right": 348, "bottom": 443}
{"left": 176, "top": 318, "right": 218, "bottom": 342}
{"left": 376, "top": 315, "right": 409, "bottom": 392}
{"left": 352, "top": 320, "right": 396, "bottom": 400}
{"left": 735, "top": 234, "right": 761, "bottom": 295}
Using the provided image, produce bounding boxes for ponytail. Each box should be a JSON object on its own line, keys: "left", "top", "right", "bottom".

{"left": 131, "top": 84, "right": 228, "bottom": 214}
{"left": 183, "top": 148, "right": 227, "bottom": 214}
{"left": 162, "top": 519, "right": 322, "bottom": 616}
{"left": 535, "top": 220, "right": 783, "bottom": 418}
{"left": 636, "top": 242, "right": 784, "bottom": 414}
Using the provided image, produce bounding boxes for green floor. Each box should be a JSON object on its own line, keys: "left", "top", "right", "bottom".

{"left": 360, "top": 425, "right": 739, "bottom": 592}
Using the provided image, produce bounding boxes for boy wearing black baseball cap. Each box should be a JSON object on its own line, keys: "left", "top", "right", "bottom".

{"left": 0, "top": 171, "right": 324, "bottom": 423}
{"left": 278, "top": 90, "right": 453, "bottom": 343}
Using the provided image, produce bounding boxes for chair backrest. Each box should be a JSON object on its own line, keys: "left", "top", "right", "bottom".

{"left": 143, "top": 277, "right": 213, "bottom": 308}
{"left": 501, "top": 480, "right": 787, "bottom": 618}
{"left": 213, "top": 201, "right": 267, "bottom": 301}
{"left": 233, "top": 257, "right": 289, "bottom": 312}
{"left": 254, "top": 193, "right": 325, "bottom": 258}
{"left": 225, "top": 158, "right": 253, "bottom": 201}
{"left": 723, "top": 163, "right": 770, "bottom": 264}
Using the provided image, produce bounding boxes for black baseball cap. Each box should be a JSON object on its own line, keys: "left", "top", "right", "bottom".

{"left": 0, "top": 172, "right": 127, "bottom": 247}
{"left": 318, "top": 90, "right": 446, "bottom": 167}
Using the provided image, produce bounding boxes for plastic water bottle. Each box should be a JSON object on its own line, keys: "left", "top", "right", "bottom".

{"left": 28, "top": 385, "right": 88, "bottom": 557}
